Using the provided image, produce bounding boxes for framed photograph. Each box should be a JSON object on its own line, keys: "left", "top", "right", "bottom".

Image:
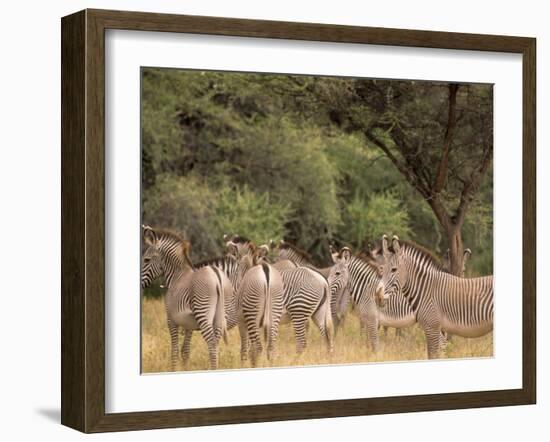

{"left": 61, "top": 9, "right": 536, "bottom": 433}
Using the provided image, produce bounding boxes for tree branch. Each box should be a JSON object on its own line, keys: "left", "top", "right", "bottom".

{"left": 454, "top": 143, "right": 493, "bottom": 227}
{"left": 433, "top": 84, "right": 459, "bottom": 193}
{"left": 364, "top": 130, "right": 430, "bottom": 200}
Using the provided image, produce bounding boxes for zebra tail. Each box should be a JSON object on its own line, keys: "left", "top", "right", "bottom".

{"left": 262, "top": 271, "right": 271, "bottom": 348}
{"left": 213, "top": 270, "right": 228, "bottom": 344}
{"left": 323, "top": 285, "right": 335, "bottom": 351}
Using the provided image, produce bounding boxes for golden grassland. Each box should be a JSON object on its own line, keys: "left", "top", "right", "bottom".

{"left": 141, "top": 297, "right": 493, "bottom": 373}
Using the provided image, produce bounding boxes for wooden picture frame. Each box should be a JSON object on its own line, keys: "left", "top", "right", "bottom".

{"left": 61, "top": 8, "right": 536, "bottom": 433}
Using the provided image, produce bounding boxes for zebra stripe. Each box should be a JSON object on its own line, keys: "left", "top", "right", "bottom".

{"left": 278, "top": 266, "right": 335, "bottom": 354}
{"left": 141, "top": 227, "right": 233, "bottom": 370}
{"left": 381, "top": 237, "right": 493, "bottom": 359}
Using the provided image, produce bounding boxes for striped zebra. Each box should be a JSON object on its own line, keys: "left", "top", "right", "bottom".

{"left": 330, "top": 244, "right": 417, "bottom": 352}
{"left": 363, "top": 242, "right": 416, "bottom": 338}
{"left": 271, "top": 240, "right": 349, "bottom": 328}
{"left": 140, "top": 226, "right": 234, "bottom": 370}
{"left": 274, "top": 240, "right": 413, "bottom": 351}
{"left": 375, "top": 245, "right": 472, "bottom": 338}
{"left": 271, "top": 240, "right": 332, "bottom": 278}
{"left": 234, "top": 245, "right": 284, "bottom": 366}
{"left": 327, "top": 247, "right": 352, "bottom": 334}
{"left": 224, "top": 234, "right": 256, "bottom": 259}
{"left": 277, "top": 265, "right": 335, "bottom": 355}
{"left": 380, "top": 235, "right": 493, "bottom": 359}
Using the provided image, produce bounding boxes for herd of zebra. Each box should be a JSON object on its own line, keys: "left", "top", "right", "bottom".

{"left": 141, "top": 225, "right": 494, "bottom": 370}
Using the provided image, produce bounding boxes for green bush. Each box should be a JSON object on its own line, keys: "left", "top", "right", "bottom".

{"left": 143, "top": 174, "right": 291, "bottom": 260}
{"left": 344, "top": 191, "right": 412, "bottom": 247}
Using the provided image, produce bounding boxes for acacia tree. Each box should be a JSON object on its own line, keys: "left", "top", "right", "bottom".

{"left": 312, "top": 79, "right": 493, "bottom": 275}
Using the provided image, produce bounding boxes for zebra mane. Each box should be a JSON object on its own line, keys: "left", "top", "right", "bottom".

{"left": 398, "top": 240, "right": 445, "bottom": 270}
{"left": 355, "top": 251, "right": 379, "bottom": 267}
{"left": 151, "top": 228, "right": 194, "bottom": 269}
{"left": 278, "top": 241, "right": 313, "bottom": 262}
{"left": 227, "top": 234, "right": 251, "bottom": 244}
{"left": 194, "top": 254, "right": 236, "bottom": 268}
{"left": 153, "top": 228, "right": 188, "bottom": 247}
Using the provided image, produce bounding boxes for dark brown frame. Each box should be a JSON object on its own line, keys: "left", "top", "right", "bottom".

{"left": 61, "top": 8, "right": 536, "bottom": 433}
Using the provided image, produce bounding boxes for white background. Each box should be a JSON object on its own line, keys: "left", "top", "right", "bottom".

{"left": 0, "top": 0, "right": 547, "bottom": 440}
{"left": 106, "top": 30, "right": 522, "bottom": 413}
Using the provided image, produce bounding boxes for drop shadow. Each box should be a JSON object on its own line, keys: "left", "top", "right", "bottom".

{"left": 35, "top": 408, "right": 60, "bottom": 423}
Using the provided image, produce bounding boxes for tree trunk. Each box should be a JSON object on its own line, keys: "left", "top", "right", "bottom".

{"left": 446, "top": 227, "right": 465, "bottom": 276}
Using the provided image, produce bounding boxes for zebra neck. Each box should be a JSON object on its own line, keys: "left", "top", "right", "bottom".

{"left": 348, "top": 257, "right": 378, "bottom": 303}
{"left": 163, "top": 263, "right": 191, "bottom": 289}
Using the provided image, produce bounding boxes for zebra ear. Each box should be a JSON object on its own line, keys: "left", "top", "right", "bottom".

{"left": 340, "top": 247, "right": 351, "bottom": 264}
{"left": 223, "top": 234, "right": 230, "bottom": 242}
{"left": 143, "top": 226, "right": 157, "bottom": 246}
{"left": 253, "top": 245, "right": 269, "bottom": 264}
{"left": 464, "top": 248, "right": 472, "bottom": 260}
{"left": 258, "top": 244, "right": 269, "bottom": 257}
{"left": 330, "top": 244, "right": 339, "bottom": 263}
{"left": 382, "top": 235, "right": 390, "bottom": 257}
{"left": 392, "top": 235, "right": 401, "bottom": 255}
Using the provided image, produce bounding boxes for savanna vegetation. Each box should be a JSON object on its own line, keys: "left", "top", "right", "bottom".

{"left": 141, "top": 68, "right": 493, "bottom": 275}
{"left": 140, "top": 68, "right": 494, "bottom": 372}
{"left": 142, "top": 297, "right": 493, "bottom": 373}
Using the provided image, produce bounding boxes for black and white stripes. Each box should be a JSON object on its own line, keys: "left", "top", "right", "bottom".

{"left": 380, "top": 236, "right": 493, "bottom": 359}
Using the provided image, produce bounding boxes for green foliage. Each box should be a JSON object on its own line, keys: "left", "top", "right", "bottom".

{"left": 143, "top": 174, "right": 291, "bottom": 261}
{"left": 344, "top": 191, "right": 412, "bottom": 248}
{"left": 213, "top": 185, "right": 292, "bottom": 247}
{"left": 141, "top": 68, "right": 493, "bottom": 274}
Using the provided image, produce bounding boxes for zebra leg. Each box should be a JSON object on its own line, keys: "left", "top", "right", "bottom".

{"left": 267, "top": 309, "right": 282, "bottom": 363}
{"left": 206, "top": 336, "right": 220, "bottom": 370}
{"left": 181, "top": 329, "right": 193, "bottom": 370}
{"left": 417, "top": 306, "right": 443, "bottom": 359}
{"left": 364, "top": 309, "right": 380, "bottom": 353}
{"left": 167, "top": 318, "right": 180, "bottom": 371}
{"left": 359, "top": 316, "right": 368, "bottom": 341}
{"left": 246, "top": 319, "right": 262, "bottom": 367}
{"left": 238, "top": 320, "right": 249, "bottom": 363}
{"left": 195, "top": 317, "right": 220, "bottom": 370}
{"left": 424, "top": 326, "right": 443, "bottom": 359}
{"left": 266, "top": 283, "right": 284, "bottom": 364}
{"left": 290, "top": 315, "right": 308, "bottom": 355}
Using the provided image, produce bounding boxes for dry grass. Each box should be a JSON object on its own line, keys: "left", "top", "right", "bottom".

{"left": 141, "top": 297, "right": 493, "bottom": 373}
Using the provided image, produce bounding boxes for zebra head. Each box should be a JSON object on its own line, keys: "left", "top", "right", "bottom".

{"left": 379, "top": 234, "right": 405, "bottom": 307}
{"left": 141, "top": 225, "right": 192, "bottom": 289}
{"left": 254, "top": 244, "right": 270, "bottom": 265}
{"left": 224, "top": 234, "right": 255, "bottom": 259}
{"left": 141, "top": 226, "right": 163, "bottom": 288}
{"left": 328, "top": 247, "right": 352, "bottom": 321}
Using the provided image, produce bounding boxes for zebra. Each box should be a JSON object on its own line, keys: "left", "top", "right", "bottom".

{"left": 363, "top": 242, "right": 416, "bottom": 339}
{"left": 140, "top": 226, "right": 234, "bottom": 370}
{"left": 234, "top": 245, "right": 285, "bottom": 366}
{"left": 330, "top": 243, "right": 419, "bottom": 352}
{"left": 379, "top": 235, "right": 493, "bottom": 359}
{"left": 224, "top": 234, "right": 256, "bottom": 259}
{"left": 276, "top": 264, "right": 335, "bottom": 355}
{"left": 373, "top": 243, "right": 472, "bottom": 339}
{"left": 271, "top": 240, "right": 332, "bottom": 278}
{"left": 272, "top": 240, "right": 386, "bottom": 347}
{"left": 327, "top": 247, "right": 352, "bottom": 335}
